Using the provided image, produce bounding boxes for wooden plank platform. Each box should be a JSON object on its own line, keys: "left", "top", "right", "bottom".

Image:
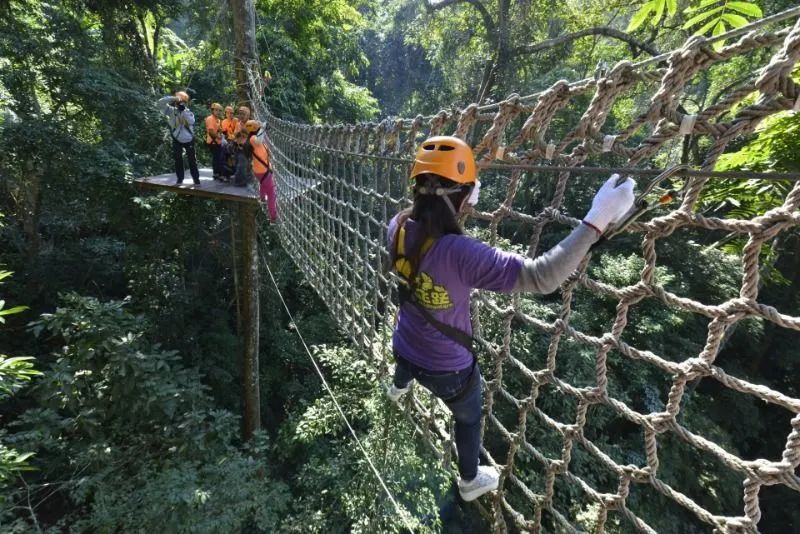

{"left": 135, "top": 168, "right": 260, "bottom": 204}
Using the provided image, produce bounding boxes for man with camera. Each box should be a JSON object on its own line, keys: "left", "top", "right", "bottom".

{"left": 158, "top": 91, "right": 200, "bottom": 185}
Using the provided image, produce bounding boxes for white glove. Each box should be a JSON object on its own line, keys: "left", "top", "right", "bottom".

{"left": 583, "top": 174, "right": 636, "bottom": 232}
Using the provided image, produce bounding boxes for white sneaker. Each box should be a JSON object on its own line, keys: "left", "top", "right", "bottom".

{"left": 386, "top": 382, "right": 412, "bottom": 403}
{"left": 458, "top": 465, "right": 499, "bottom": 502}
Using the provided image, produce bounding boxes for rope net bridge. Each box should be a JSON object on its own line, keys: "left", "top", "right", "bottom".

{"left": 246, "top": 13, "right": 800, "bottom": 533}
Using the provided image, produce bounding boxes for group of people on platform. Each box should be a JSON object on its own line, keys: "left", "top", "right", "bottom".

{"left": 158, "top": 91, "right": 278, "bottom": 222}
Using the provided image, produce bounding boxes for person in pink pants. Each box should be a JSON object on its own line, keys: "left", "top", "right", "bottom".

{"left": 243, "top": 119, "right": 278, "bottom": 222}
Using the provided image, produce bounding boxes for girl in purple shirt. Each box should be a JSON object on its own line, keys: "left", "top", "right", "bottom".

{"left": 387, "top": 136, "right": 635, "bottom": 502}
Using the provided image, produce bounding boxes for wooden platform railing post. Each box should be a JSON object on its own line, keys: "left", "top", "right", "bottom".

{"left": 240, "top": 202, "right": 261, "bottom": 440}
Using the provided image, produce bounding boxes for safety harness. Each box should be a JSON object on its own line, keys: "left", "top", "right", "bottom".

{"left": 393, "top": 223, "right": 474, "bottom": 352}
{"left": 248, "top": 134, "right": 271, "bottom": 176}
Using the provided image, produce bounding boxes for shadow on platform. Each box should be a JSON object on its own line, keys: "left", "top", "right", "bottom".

{"left": 135, "top": 168, "right": 318, "bottom": 204}
{"left": 134, "top": 168, "right": 259, "bottom": 204}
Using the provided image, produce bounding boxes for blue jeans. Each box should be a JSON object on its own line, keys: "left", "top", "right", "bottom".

{"left": 394, "top": 354, "right": 482, "bottom": 480}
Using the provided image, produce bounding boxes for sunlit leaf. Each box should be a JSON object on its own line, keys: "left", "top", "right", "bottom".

{"left": 683, "top": 6, "right": 725, "bottom": 29}
{"left": 0, "top": 305, "right": 29, "bottom": 316}
{"left": 695, "top": 17, "right": 722, "bottom": 36}
{"left": 627, "top": 1, "right": 654, "bottom": 32}
{"left": 727, "top": 1, "right": 763, "bottom": 17}
{"left": 666, "top": 0, "right": 678, "bottom": 16}
{"left": 712, "top": 20, "right": 727, "bottom": 51}
{"left": 686, "top": 0, "right": 723, "bottom": 12}
{"left": 722, "top": 13, "right": 749, "bottom": 28}
{"left": 653, "top": 0, "right": 667, "bottom": 27}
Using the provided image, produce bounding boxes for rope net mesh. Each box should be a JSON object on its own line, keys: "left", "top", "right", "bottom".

{"left": 247, "top": 17, "right": 800, "bottom": 533}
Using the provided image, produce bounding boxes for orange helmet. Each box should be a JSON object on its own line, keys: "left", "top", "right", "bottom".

{"left": 244, "top": 119, "right": 261, "bottom": 134}
{"left": 210, "top": 102, "right": 223, "bottom": 111}
{"left": 410, "top": 136, "right": 476, "bottom": 184}
{"left": 175, "top": 91, "right": 190, "bottom": 103}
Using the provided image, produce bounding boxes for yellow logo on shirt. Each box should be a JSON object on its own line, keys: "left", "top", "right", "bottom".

{"left": 413, "top": 272, "right": 453, "bottom": 310}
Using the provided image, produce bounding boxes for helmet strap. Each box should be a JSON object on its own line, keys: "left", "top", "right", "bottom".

{"left": 416, "top": 180, "right": 464, "bottom": 216}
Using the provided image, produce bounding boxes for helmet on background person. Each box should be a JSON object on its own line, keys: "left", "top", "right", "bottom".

{"left": 244, "top": 119, "right": 261, "bottom": 134}
{"left": 175, "top": 91, "right": 190, "bottom": 103}
{"left": 410, "top": 136, "right": 476, "bottom": 185}
{"left": 210, "top": 102, "right": 223, "bottom": 111}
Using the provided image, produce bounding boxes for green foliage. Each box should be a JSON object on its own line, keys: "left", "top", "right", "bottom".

{"left": 276, "top": 344, "right": 455, "bottom": 533}
{"left": 8, "top": 294, "right": 291, "bottom": 529}
{"left": 2, "top": 0, "right": 798, "bottom": 530}
{"left": 627, "top": 0, "right": 679, "bottom": 32}
{"left": 256, "top": 0, "right": 381, "bottom": 122}
{"left": 682, "top": 0, "right": 763, "bottom": 50}
{"left": 0, "top": 444, "right": 35, "bottom": 484}
{"left": 0, "top": 266, "right": 39, "bottom": 487}
{"left": 628, "top": 0, "right": 763, "bottom": 49}
{"left": 0, "top": 273, "right": 28, "bottom": 323}
{"left": 0, "top": 357, "right": 40, "bottom": 398}
{"left": 71, "top": 434, "right": 290, "bottom": 533}
{"left": 700, "top": 109, "right": 799, "bottom": 285}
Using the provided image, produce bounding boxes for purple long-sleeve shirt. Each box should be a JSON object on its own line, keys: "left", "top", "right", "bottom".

{"left": 388, "top": 214, "right": 598, "bottom": 371}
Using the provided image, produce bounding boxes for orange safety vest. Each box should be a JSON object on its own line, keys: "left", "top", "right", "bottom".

{"left": 205, "top": 115, "right": 221, "bottom": 144}
{"left": 250, "top": 136, "right": 270, "bottom": 174}
{"left": 221, "top": 118, "right": 238, "bottom": 140}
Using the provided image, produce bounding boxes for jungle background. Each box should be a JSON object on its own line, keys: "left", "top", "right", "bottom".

{"left": 1, "top": 0, "right": 798, "bottom": 531}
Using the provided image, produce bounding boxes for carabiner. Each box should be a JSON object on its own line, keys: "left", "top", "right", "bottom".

{"left": 591, "top": 164, "right": 688, "bottom": 250}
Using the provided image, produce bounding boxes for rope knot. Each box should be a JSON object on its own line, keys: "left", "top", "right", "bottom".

{"left": 649, "top": 412, "right": 673, "bottom": 433}
{"left": 678, "top": 358, "right": 712, "bottom": 380}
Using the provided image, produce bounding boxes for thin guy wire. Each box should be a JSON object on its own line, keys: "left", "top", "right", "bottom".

{"left": 256, "top": 229, "right": 415, "bottom": 532}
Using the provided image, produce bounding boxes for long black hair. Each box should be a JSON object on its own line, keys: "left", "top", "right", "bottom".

{"left": 396, "top": 173, "right": 471, "bottom": 238}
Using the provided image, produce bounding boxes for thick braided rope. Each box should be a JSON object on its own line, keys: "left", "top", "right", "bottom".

{"left": 246, "top": 16, "right": 800, "bottom": 533}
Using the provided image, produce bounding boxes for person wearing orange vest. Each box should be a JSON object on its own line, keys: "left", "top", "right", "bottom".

{"left": 229, "top": 106, "right": 253, "bottom": 185}
{"left": 205, "top": 103, "right": 224, "bottom": 180}
{"left": 234, "top": 106, "right": 251, "bottom": 135}
{"left": 244, "top": 119, "right": 278, "bottom": 222}
{"left": 221, "top": 106, "right": 238, "bottom": 141}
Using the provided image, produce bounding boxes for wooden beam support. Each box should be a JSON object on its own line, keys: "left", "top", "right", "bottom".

{"left": 239, "top": 202, "right": 261, "bottom": 440}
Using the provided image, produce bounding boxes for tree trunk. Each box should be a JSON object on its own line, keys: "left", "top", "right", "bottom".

{"left": 490, "top": 0, "right": 511, "bottom": 99}
{"left": 230, "top": 0, "right": 260, "bottom": 108}
{"left": 229, "top": 0, "right": 262, "bottom": 441}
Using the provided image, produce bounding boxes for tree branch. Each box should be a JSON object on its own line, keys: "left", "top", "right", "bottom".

{"left": 424, "top": 0, "right": 496, "bottom": 42}
{"left": 152, "top": 18, "right": 162, "bottom": 69}
{"left": 136, "top": 11, "right": 152, "bottom": 63}
{"left": 512, "top": 26, "right": 661, "bottom": 57}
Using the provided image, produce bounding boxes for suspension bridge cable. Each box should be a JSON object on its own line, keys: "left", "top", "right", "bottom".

{"left": 266, "top": 125, "right": 800, "bottom": 181}
{"left": 254, "top": 225, "right": 414, "bottom": 531}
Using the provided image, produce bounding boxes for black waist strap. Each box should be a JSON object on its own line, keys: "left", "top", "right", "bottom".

{"left": 398, "top": 284, "right": 474, "bottom": 353}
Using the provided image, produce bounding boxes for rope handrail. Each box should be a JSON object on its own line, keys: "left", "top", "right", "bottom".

{"left": 247, "top": 11, "right": 800, "bottom": 532}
